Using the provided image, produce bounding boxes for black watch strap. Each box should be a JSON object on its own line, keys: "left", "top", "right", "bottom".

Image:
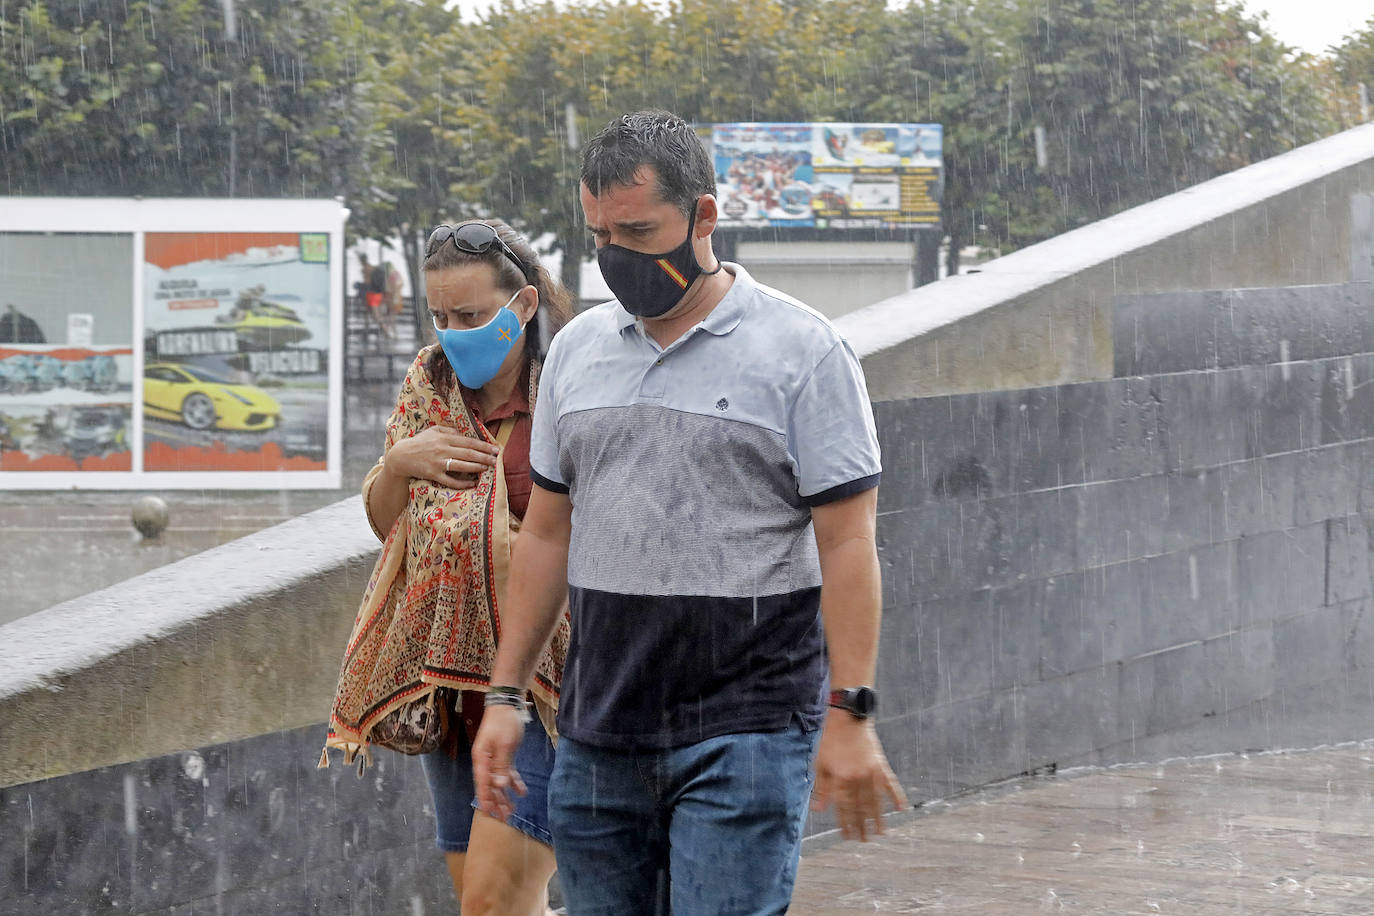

{"left": 828, "top": 686, "right": 877, "bottom": 719}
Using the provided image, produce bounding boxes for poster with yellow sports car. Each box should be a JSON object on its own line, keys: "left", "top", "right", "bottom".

{"left": 142, "top": 231, "right": 330, "bottom": 472}
{"left": 0, "top": 198, "right": 345, "bottom": 490}
{"left": 142, "top": 362, "right": 281, "bottom": 432}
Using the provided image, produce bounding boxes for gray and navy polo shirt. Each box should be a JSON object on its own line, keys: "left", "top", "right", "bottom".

{"left": 529, "top": 263, "right": 881, "bottom": 750}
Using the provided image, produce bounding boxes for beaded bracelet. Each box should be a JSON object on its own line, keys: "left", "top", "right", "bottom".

{"left": 483, "top": 688, "right": 531, "bottom": 723}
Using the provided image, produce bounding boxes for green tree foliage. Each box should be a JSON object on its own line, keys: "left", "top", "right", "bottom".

{"left": 2, "top": 0, "right": 1352, "bottom": 284}
{"left": 1334, "top": 16, "right": 1374, "bottom": 83}
{"left": 345, "top": 0, "right": 486, "bottom": 329}
{"left": 457, "top": 0, "right": 629, "bottom": 298}
{"left": 860, "top": 0, "right": 1006, "bottom": 273}
{"left": 0, "top": 0, "right": 372, "bottom": 197}
{"left": 648, "top": 0, "right": 889, "bottom": 123}
{"left": 864, "top": 0, "right": 1339, "bottom": 261}
{"left": 457, "top": 0, "right": 915, "bottom": 295}
{"left": 997, "top": 0, "right": 1336, "bottom": 245}
{"left": 1332, "top": 16, "right": 1374, "bottom": 125}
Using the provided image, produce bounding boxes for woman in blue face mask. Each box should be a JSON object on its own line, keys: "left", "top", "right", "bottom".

{"left": 334, "top": 219, "right": 572, "bottom": 915}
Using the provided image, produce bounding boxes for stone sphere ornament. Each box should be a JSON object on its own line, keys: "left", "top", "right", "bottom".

{"left": 131, "top": 495, "right": 170, "bottom": 539}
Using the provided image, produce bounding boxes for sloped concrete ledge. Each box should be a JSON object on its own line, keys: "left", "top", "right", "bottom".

{"left": 838, "top": 122, "right": 1374, "bottom": 400}
{"left": 0, "top": 497, "right": 378, "bottom": 788}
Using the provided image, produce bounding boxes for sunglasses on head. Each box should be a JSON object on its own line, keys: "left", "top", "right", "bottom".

{"left": 426, "top": 222, "right": 530, "bottom": 282}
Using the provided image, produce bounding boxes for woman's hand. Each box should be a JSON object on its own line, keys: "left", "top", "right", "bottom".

{"left": 384, "top": 425, "right": 498, "bottom": 490}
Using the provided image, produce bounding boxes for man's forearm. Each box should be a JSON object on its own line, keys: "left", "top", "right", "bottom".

{"left": 817, "top": 535, "right": 882, "bottom": 687}
{"left": 811, "top": 493, "right": 910, "bottom": 837}
{"left": 490, "top": 525, "right": 569, "bottom": 687}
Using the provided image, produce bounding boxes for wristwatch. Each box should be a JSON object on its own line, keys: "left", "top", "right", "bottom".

{"left": 828, "top": 686, "right": 877, "bottom": 720}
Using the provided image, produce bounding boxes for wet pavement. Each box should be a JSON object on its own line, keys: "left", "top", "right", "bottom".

{"left": 791, "top": 742, "right": 1374, "bottom": 914}
{"left": 0, "top": 317, "right": 418, "bottom": 625}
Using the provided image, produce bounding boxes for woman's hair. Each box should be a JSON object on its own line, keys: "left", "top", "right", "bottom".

{"left": 422, "top": 218, "right": 572, "bottom": 398}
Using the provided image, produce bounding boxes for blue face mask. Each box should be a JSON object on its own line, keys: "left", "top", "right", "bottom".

{"left": 432, "top": 290, "right": 525, "bottom": 389}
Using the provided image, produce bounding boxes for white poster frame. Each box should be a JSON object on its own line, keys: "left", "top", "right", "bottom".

{"left": 0, "top": 197, "right": 348, "bottom": 490}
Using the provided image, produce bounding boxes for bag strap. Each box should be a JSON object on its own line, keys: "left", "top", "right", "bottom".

{"left": 490, "top": 415, "right": 517, "bottom": 449}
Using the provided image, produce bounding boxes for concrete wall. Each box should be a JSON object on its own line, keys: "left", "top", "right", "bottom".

{"left": 1353, "top": 192, "right": 1373, "bottom": 282}
{"left": 0, "top": 499, "right": 377, "bottom": 788}
{"left": 738, "top": 240, "right": 915, "bottom": 319}
{"left": 0, "top": 725, "right": 452, "bottom": 913}
{"left": 837, "top": 124, "right": 1374, "bottom": 400}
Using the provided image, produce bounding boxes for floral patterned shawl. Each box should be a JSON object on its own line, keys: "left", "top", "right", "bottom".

{"left": 322, "top": 349, "right": 568, "bottom": 768}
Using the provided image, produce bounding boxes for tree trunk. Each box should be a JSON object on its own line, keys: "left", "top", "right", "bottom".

{"left": 944, "top": 218, "right": 962, "bottom": 278}
{"left": 398, "top": 228, "right": 427, "bottom": 342}
{"left": 943, "top": 164, "right": 962, "bottom": 277}
{"left": 559, "top": 230, "right": 586, "bottom": 309}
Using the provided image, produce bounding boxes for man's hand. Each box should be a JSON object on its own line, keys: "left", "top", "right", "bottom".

{"left": 471, "top": 704, "right": 529, "bottom": 821}
{"left": 810, "top": 712, "right": 908, "bottom": 841}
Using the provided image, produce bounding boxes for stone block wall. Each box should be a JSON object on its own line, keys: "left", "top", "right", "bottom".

{"left": 869, "top": 281, "right": 1374, "bottom": 802}
{"left": 0, "top": 726, "right": 451, "bottom": 914}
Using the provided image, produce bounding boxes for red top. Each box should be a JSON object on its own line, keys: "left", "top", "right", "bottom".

{"left": 463, "top": 378, "right": 532, "bottom": 520}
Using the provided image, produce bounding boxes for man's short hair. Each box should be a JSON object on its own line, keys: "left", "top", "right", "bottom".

{"left": 581, "top": 110, "right": 716, "bottom": 217}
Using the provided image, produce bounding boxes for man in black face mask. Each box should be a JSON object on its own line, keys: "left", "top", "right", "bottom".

{"left": 473, "top": 109, "right": 906, "bottom": 914}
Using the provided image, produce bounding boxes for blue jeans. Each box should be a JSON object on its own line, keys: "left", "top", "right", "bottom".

{"left": 548, "top": 716, "right": 821, "bottom": 915}
{"left": 420, "top": 713, "right": 556, "bottom": 852}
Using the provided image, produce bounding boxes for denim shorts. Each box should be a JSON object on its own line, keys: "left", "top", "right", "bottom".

{"left": 419, "top": 708, "right": 556, "bottom": 852}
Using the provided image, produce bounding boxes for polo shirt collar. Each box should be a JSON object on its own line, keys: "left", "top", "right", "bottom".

{"left": 614, "top": 262, "right": 751, "bottom": 337}
{"left": 699, "top": 262, "right": 749, "bottom": 335}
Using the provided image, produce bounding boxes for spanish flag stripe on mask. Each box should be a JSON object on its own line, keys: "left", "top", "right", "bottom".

{"left": 656, "top": 259, "right": 689, "bottom": 289}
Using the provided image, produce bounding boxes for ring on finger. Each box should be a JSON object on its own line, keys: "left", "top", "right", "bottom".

{"left": 445, "top": 458, "right": 453, "bottom": 473}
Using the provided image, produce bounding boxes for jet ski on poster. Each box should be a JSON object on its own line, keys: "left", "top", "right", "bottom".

{"left": 144, "top": 235, "right": 328, "bottom": 355}
{"left": 812, "top": 123, "right": 942, "bottom": 168}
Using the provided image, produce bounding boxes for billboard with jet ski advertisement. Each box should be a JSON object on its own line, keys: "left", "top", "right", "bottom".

{"left": 0, "top": 199, "right": 346, "bottom": 490}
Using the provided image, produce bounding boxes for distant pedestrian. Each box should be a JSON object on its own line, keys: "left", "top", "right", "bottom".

{"left": 472, "top": 109, "right": 907, "bottom": 914}
{"left": 359, "top": 255, "right": 393, "bottom": 340}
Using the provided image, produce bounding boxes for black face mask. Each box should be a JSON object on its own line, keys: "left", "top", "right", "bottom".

{"left": 596, "top": 202, "right": 722, "bottom": 319}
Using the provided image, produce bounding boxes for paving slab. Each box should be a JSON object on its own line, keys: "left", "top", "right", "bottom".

{"left": 793, "top": 742, "right": 1374, "bottom": 914}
